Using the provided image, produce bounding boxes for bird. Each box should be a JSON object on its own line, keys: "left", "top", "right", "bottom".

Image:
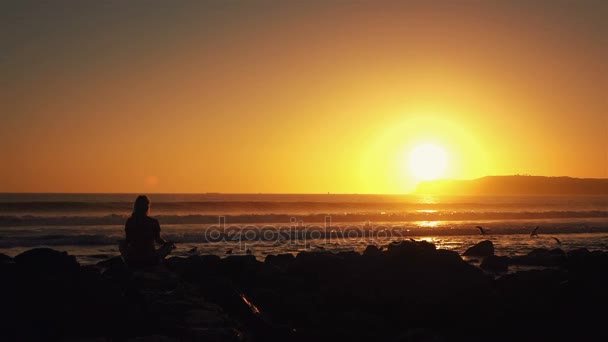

{"left": 409, "top": 238, "right": 416, "bottom": 242}
{"left": 551, "top": 236, "right": 562, "bottom": 245}
{"left": 225, "top": 248, "right": 233, "bottom": 255}
{"left": 530, "top": 226, "right": 540, "bottom": 237}
{"left": 187, "top": 246, "right": 198, "bottom": 255}
{"left": 476, "top": 226, "right": 488, "bottom": 235}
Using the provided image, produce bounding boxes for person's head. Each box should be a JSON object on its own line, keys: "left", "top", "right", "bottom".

{"left": 132, "top": 195, "right": 150, "bottom": 217}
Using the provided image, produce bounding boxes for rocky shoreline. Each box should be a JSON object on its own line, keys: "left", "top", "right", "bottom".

{"left": 1, "top": 240, "right": 607, "bottom": 341}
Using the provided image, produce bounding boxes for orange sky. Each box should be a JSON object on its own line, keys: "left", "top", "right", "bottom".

{"left": 1, "top": 1, "right": 607, "bottom": 194}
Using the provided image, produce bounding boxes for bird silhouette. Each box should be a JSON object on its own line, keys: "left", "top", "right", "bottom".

{"left": 530, "top": 226, "right": 540, "bottom": 237}
{"left": 551, "top": 236, "right": 562, "bottom": 245}
{"left": 476, "top": 226, "right": 488, "bottom": 235}
{"left": 225, "top": 248, "right": 233, "bottom": 255}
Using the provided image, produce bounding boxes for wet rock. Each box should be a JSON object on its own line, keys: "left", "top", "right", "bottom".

{"left": 481, "top": 255, "right": 510, "bottom": 272}
{"left": 462, "top": 240, "right": 494, "bottom": 257}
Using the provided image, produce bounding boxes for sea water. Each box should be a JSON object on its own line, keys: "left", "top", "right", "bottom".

{"left": 1, "top": 193, "right": 607, "bottom": 265}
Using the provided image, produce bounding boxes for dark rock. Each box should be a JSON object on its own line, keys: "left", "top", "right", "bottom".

{"left": 14, "top": 248, "right": 80, "bottom": 274}
{"left": 549, "top": 248, "right": 566, "bottom": 257}
{"left": 89, "top": 254, "right": 110, "bottom": 259}
{"left": 386, "top": 239, "right": 436, "bottom": 256}
{"left": 510, "top": 248, "right": 567, "bottom": 266}
{"left": 434, "top": 249, "right": 466, "bottom": 265}
{"left": 96, "top": 255, "right": 125, "bottom": 269}
{"left": 567, "top": 248, "right": 591, "bottom": 261}
{"left": 480, "top": 255, "right": 510, "bottom": 272}
{"left": 0, "top": 253, "right": 12, "bottom": 263}
{"left": 96, "top": 256, "right": 130, "bottom": 282}
{"left": 166, "top": 255, "right": 221, "bottom": 281}
{"left": 336, "top": 251, "right": 361, "bottom": 261}
{"left": 264, "top": 253, "right": 294, "bottom": 270}
{"left": 462, "top": 240, "right": 494, "bottom": 257}
{"left": 363, "top": 245, "right": 382, "bottom": 256}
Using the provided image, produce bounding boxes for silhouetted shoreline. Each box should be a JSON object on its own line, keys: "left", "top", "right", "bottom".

{"left": 2, "top": 240, "right": 607, "bottom": 341}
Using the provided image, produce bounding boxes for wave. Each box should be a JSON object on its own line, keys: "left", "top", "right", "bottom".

{"left": 2, "top": 198, "right": 607, "bottom": 214}
{"left": 1, "top": 223, "right": 608, "bottom": 248}
{"left": 1, "top": 210, "right": 608, "bottom": 227}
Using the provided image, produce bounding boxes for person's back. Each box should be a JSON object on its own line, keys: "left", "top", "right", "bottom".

{"left": 125, "top": 215, "right": 161, "bottom": 267}
{"left": 120, "top": 195, "right": 174, "bottom": 268}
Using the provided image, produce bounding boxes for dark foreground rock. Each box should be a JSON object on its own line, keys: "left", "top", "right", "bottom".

{"left": 0, "top": 249, "right": 242, "bottom": 341}
{"left": 510, "top": 248, "right": 567, "bottom": 266}
{"left": 2, "top": 242, "right": 608, "bottom": 341}
{"left": 462, "top": 240, "right": 494, "bottom": 257}
{"left": 481, "top": 255, "right": 510, "bottom": 272}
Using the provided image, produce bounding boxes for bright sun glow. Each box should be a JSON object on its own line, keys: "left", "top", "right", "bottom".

{"left": 409, "top": 143, "right": 448, "bottom": 180}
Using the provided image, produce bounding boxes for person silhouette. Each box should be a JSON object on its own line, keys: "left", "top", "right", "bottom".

{"left": 119, "top": 195, "right": 174, "bottom": 268}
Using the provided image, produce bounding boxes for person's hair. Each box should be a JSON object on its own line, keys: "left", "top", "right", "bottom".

{"left": 132, "top": 195, "right": 150, "bottom": 217}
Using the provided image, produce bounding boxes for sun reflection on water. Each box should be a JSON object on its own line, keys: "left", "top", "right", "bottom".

{"left": 416, "top": 220, "right": 442, "bottom": 227}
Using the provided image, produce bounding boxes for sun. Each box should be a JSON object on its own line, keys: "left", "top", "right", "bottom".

{"left": 409, "top": 143, "right": 448, "bottom": 180}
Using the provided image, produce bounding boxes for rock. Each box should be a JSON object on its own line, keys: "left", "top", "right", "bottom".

{"left": 549, "top": 248, "right": 566, "bottom": 257}
{"left": 480, "top": 255, "right": 510, "bottom": 272}
{"left": 386, "top": 239, "right": 436, "bottom": 256}
{"left": 434, "top": 249, "right": 466, "bottom": 265}
{"left": 336, "top": 251, "right": 361, "bottom": 261}
{"left": 567, "top": 248, "right": 591, "bottom": 262}
{"left": 510, "top": 248, "right": 567, "bottom": 266}
{"left": 462, "top": 240, "right": 494, "bottom": 257}
{"left": 264, "top": 253, "right": 294, "bottom": 270}
{"left": 96, "top": 255, "right": 125, "bottom": 269}
{"left": 363, "top": 245, "right": 382, "bottom": 256}
{"left": 126, "top": 336, "right": 179, "bottom": 342}
{"left": 0, "top": 253, "right": 12, "bottom": 263}
{"left": 14, "top": 248, "right": 80, "bottom": 274}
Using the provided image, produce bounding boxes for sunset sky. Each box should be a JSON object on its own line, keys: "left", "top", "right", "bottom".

{"left": 2, "top": 1, "right": 606, "bottom": 194}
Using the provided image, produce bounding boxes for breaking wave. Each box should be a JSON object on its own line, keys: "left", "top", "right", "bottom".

{"left": 1, "top": 210, "right": 608, "bottom": 227}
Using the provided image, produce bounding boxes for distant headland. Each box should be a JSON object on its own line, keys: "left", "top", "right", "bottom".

{"left": 414, "top": 175, "right": 608, "bottom": 195}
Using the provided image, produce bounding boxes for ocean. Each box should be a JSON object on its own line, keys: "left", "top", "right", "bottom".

{"left": 1, "top": 193, "right": 607, "bottom": 265}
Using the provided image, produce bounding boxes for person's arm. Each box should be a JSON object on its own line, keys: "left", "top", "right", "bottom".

{"left": 125, "top": 219, "right": 132, "bottom": 245}
{"left": 153, "top": 219, "right": 171, "bottom": 245}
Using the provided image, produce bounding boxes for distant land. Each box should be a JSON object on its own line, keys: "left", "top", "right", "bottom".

{"left": 414, "top": 176, "right": 608, "bottom": 195}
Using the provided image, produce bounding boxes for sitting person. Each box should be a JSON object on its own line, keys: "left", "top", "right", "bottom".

{"left": 119, "top": 195, "right": 174, "bottom": 268}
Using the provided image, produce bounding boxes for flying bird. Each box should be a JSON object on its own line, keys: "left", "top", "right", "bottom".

{"left": 476, "top": 226, "right": 488, "bottom": 235}
{"left": 530, "top": 226, "right": 540, "bottom": 237}
{"left": 551, "top": 236, "right": 562, "bottom": 245}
